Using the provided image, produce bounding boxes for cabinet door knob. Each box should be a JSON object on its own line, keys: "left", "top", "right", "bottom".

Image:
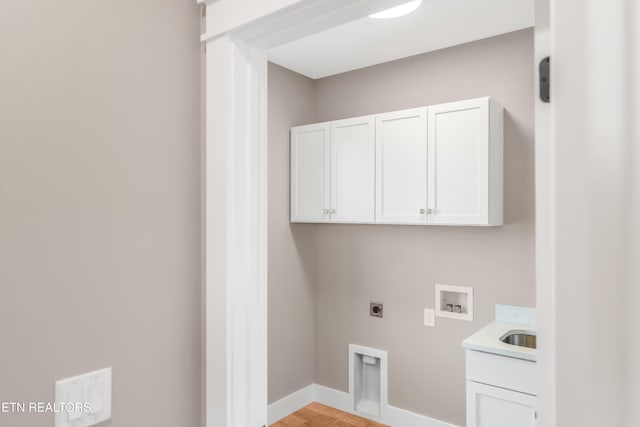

{"left": 420, "top": 208, "right": 426, "bottom": 214}
{"left": 323, "top": 209, "right": 329, "bottom": 214}
{"left": 329, "top": 209, "right": 335, "bottom": 214}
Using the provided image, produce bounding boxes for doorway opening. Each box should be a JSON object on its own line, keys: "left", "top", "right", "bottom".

{"left": 202, "top": 1, "right": 548, "bottom": 426}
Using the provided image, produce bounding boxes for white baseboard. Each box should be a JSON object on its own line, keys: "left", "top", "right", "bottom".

{"left": 315, "top": 384, "right": 351, "bottom": 412}
{"left": 268, "top": 384, "right": 459, "bottom": 427}
{"left": 267, "top": 384, "right": 315, "bottom": 424}
{"left": 384, "top": 402, "right": 459, "bottom": 427}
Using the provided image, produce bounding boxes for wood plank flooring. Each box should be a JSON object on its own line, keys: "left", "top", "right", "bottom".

{"left": 270, "top": 402, "right": 389, "bottom": 427}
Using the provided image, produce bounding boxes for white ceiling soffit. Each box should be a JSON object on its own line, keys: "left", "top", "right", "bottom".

{"left": 267, "top": 0, "right": 534, "bottom": 79}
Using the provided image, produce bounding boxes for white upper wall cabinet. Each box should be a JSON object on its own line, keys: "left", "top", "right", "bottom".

{"left": 290, "top": 123, "right": 330, "bottom": 222}
{"left": 427, "top": 97, "right": 503, "bottom": 226}
{"left": 290, "top": 97, "right": 503, "bottom": 226}
{"left": 290, "top": 117, "right": 375, "bottom": 223}
{"left": 375, "top": 107, "right": 428, "bottom": 224}
{"left": 330, "top": 116, "right": 375, "bottom": 223}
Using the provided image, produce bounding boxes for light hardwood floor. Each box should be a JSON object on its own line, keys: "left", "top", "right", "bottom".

{"left": 270, "top": 402, "right": 389, "bottom": 427}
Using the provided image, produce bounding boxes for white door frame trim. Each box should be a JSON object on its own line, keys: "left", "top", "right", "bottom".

{"left": 204, "top": 35, "right": 268, "bottom": 427}
{"left": 533, "top": 1, "right": 553, "bottom": 426}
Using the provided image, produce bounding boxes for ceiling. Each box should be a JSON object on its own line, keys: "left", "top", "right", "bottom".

{"left": 267, "top": 0, "right": 534, "bottom": 79}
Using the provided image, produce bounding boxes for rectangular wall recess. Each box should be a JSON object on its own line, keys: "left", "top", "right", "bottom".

{"left": 348, "top": 344, "right": 388, "bottom": 419}
{"left": 435, "top": 284, "right": 473, "bottom": 321}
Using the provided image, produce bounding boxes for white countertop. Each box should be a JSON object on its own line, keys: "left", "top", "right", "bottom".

{"left": 462, "top": 321, "right": 537, "bottom": 362}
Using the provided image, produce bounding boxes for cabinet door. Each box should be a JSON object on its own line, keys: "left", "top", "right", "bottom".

{"left": 467, "top": 381, "right": 536, "bottom": 427}
{"left": 375, "top": 107, "right": 428, "bottom": 224}
{"left": 330, "top": 116, "right": 375, "bottom": 223}
{"left": 290, "top": 123, "right": 330, "bottom": 222}
{"left": 427, "top": 97, "right": 503, "bottom": 225}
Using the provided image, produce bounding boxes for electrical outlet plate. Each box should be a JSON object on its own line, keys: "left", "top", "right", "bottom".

{"left": 370, "top": 302, "right": 383, "bottom": 318}
{"left": 423, "top": 308, "right": 435, "bottom": 327}
{"left": 54, "top": 368, "right": 112, "bottom": 427}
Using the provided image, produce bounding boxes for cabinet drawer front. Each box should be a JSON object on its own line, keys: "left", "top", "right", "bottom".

{"left": 466, "top": 350, "right": 536, "bottom": 395}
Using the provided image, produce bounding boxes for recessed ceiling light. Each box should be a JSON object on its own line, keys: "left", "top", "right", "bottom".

{"left": 369, "top": 0, "right": 422, "bottom": 19}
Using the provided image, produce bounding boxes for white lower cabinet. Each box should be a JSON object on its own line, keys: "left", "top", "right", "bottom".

{"left": 466, "top": 381, "right": 536, "bottom": 427}
{"left": 466, "top": 350, "right": 537, "bottom": 427}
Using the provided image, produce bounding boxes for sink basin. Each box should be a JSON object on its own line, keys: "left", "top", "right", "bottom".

{"left": 501, "top": 331, "right": 536, "bottom": 349}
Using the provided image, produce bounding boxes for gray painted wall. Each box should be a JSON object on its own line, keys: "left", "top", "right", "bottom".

{"left": 268, "top": 64, "right": 318, "bottom": 403}
{"left": 0, "top": 2, "right": 202, "bottom": 426}
{"left": 268, "top": 29, "right": 534, "bottom": 425}
{"left": 313, "top": 28, "right": 534, "bottom": 426}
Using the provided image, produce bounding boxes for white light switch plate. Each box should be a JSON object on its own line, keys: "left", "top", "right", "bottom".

{"left": 55, "top": 367, "right": 112, "bottom": 427}
{"left": 424, "top": 308, "right": 435, "bottom": 327}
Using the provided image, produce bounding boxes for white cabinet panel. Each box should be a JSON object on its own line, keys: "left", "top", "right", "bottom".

{"left": 330, "top": 116, "right": 375, "bottom": 223}
{"left": 427, "top": 97, "right": 503, "bottom": 225}
{"left": 290, "top": 123, "right": 330, "bottom": 222}
{"left": 467, "top": 381, "right": 536, "bottom": 427}
{"left": 290, "top": 97, "right": 503, "bottom": 226}
{"left": 375, "top": 107, "right": 428, "bottom": 224}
